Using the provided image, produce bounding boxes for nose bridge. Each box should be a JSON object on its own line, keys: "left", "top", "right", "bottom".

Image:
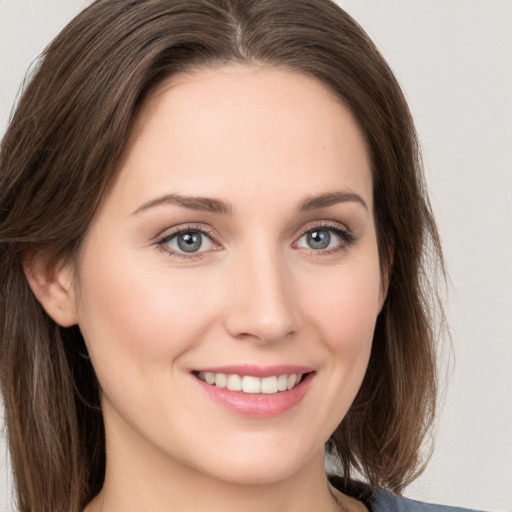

{"left": 224, "top": 240, "right": 297, "bottom": 343}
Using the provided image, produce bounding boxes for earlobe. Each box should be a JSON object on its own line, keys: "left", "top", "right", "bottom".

{"left": 23, "top": 249, "right": 79, "bottom": 327}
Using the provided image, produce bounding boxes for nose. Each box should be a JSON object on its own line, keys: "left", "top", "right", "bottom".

{"left": 222, "top": 246, "right": 298, "bottom": 344}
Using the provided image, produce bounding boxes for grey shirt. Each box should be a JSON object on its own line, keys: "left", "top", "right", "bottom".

{"left": 329, "top": 476, "right": 483, "bottom": 512}
{"left": 372, "top": 489, "right": 483, "bottom": 512}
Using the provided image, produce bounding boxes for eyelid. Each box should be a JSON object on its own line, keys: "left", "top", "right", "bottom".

{"left": 295, "top": 220, "right": 352, "bottom": 238}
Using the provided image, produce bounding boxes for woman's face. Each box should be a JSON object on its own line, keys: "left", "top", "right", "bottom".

{"left": 72, "top": 65, "right": 384, "bottom": 485}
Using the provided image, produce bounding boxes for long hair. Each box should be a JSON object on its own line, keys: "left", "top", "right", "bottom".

{"left": 0, "top": 1, "right": 443, "bottom": 510}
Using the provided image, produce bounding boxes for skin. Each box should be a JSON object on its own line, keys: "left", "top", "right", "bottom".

{"left": 27, "top": 65, "right": 385, "bottom": 512}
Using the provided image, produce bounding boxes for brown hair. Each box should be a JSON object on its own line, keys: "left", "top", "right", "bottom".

{"left": 0, "top": 0, "right": 444, "bottom": 510}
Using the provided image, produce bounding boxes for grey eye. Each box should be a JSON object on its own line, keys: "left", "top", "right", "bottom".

{"left": 177, "top": 232, "right": 203, "bottom": 252}
{"left": 297, "top": 228, "right": 346, "bottom": 251}
{"left": 306, "top": 229, "right": 331, "bottom": 249}
{"left": 164, "top": 230, "right": 215, "bottom": 254}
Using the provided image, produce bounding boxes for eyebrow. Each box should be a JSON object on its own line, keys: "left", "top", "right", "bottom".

{"left": 131, "top": 193, "right": 233, "bottom": 216}
{"left": 131, "top": 190, "right": 367, "bottom": 216}
{"left": 297, "top": 191, "right": 368, "bottom": 212}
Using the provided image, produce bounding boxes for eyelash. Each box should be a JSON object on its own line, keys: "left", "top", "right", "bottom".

{"left": 155, "top": 222, "right": 357, "bottom": 259}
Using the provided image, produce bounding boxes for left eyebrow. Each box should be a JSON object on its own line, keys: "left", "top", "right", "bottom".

{"left": 298, "top": 191, "right": 368, "bottom": 212}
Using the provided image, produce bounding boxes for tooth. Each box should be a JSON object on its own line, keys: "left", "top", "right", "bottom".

{"left": 277, "top": 374, "right": 288, "bottom": 391}
{"left": 215, "top": 373, "right": 227, "bottom": 389}
{"left": 226, "top": 374, "right": 242, "bottom": 391}
{"left": 202, "top": 372, "right": 304, "bottom": 393}
{"left": 261, "top": 376, "right": 278, "bottom": 394}
{"left": 242, "top": 376, "right": 261, "bottom": 393}
{"left": 286, "top": 374, "right": 298, "bottom": 390}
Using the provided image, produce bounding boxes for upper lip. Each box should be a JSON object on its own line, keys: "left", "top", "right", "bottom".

{"left": 192, "top": 364, "right": 314, "bottom": 378}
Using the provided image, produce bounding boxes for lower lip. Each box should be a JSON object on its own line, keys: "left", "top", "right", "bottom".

{"left": 194, "top": 373, "right": 314, "bottom": 418}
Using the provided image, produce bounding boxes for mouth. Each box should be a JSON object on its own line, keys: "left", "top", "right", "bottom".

{"left": 195, "top": 371, "right": 306, "bottom": 395}
{"left": 192, "top": 366, "right": 315, "bottom": 417}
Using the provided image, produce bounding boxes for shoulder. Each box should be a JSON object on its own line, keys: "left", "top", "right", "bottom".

{"left": 328, "top": 476, "right": 485, "bottom": 512}
{"left": 372, "top": 488, "right": 485, "bottom": 512}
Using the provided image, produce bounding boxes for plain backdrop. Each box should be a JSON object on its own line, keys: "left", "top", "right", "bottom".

{"left": 1, "top": 1, "right": 511, "bottom": 511}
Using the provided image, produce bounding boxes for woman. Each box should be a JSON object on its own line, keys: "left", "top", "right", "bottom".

{"left": 0, "top": 1, "right": 482, "bottom": 511}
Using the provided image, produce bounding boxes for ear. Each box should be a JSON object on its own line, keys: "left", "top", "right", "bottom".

{"left": 23, "top": 248, "right": 79, "bottom": 327}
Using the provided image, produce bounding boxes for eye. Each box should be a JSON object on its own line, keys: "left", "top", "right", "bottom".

{"left": 295, "top": 225, "right": 354, "bottom": 252}
{"left": 158, "top": 228, "right": 216, "bottom": 256}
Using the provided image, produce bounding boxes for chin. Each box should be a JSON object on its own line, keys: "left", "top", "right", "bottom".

{"left": 187, "top": 435, "right": 322, "bottom": 486}
{"left": 203, "top": 458, "right": 303, "bottom": 486}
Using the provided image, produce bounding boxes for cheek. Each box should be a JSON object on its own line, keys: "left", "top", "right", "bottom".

{"left": 302, "top": 256, "right": 381, "bottom": 355}
{"left": 75, "top": 243, "right": 219, "bottom": 384}
{"left": 294, "top": 252, "right": 381, "bottom": 437}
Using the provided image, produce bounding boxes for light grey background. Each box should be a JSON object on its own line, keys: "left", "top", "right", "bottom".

{"left": 1, "top": 1, "right": 511, "bottom": 511}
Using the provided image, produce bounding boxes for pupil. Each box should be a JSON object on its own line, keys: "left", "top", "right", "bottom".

{"left": 307, "top": 230, "right": 330, "bottom": 250}
{"left": 177, "top": 232, "right": 202, "bottom": 252}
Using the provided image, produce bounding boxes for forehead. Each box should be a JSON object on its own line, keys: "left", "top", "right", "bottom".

{"left": 112, "top": 64, "right": 372, "bottom": 213}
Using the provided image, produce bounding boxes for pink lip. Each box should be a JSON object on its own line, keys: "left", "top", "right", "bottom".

{"left": 192, "top": 370, "right": 315, "bottom": 418}
{"left": 193, "top": 364, "right": 314, "bottom": 378}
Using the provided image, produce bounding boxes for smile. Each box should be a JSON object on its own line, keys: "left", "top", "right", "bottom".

{"left": 193, "top": 365, "right": 314, "bottom": 417}
{"left": 197, "top": 371, "right": 304, "bottom": 394}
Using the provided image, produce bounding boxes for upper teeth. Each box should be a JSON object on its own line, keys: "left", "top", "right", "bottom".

{"left": 197, "top": 372, "right": 302, "bottom": 394}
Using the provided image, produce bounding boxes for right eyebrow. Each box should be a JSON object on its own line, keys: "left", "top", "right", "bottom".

{"left": 131, "top": 193, "right": 234, "bottom": 216}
